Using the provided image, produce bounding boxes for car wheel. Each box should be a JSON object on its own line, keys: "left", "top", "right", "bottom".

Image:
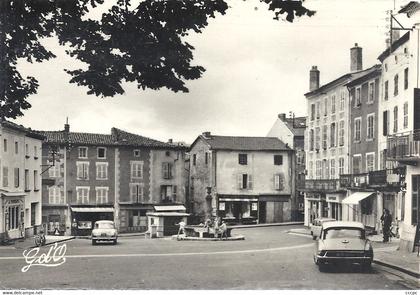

{"left": 313, "top": 255, "right": 319, "bottom": 265}
{"left": 312, "top": 235, "right": 316, "bottom": 240}
{"left": 92, "top": 240, "right": 96, "bottom": 246}
{"left": 318, "top": 263, "right": 326, "bottom": 272}
{"left": 362, "top": 261, "right": 372, "bottom": 271}
{"left": 113, "top": 239, "right": 117, "bottom": 245}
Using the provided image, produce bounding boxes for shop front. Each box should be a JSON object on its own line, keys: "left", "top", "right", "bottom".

{"left": 42, "top": 206, "right": 68, "bottom": 235}
{"left": 305, "top": 193, "right": 328, "bottom": 225}
{"left": 119, "top": 205, "right": 154, "bottom": 233}
{"left": 258, "top": 195, "right": 291, "bottom": 223}
{"left": 342, "top": 191, "right": 377, "bottom": 229}
{"left": 217, "top": 196, "right": 258, "bottom": 225}
{"left": 1, "top": 191, "right": 26, "bottom": 241}
{"left": 326, "top": 194, "right": 345, "bottom": 221}
{"left": 71, "top": 206, "right": 114, "bottom": 236}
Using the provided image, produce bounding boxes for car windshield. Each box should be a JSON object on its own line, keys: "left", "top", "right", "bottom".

{"left": 95, "top": 223, "right": 114, "bottom": 229}
{"left": 323, "top": 227, "right": 364, "bottom": 239}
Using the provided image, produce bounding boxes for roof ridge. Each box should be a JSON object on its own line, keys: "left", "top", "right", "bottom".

{"left": 112, "top": 127, "right": 168, "bottom": 143}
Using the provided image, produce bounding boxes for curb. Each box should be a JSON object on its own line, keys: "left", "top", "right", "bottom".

{"left": 373, "top": 259, "right": 420, "bottom": 279}
{"left": 287, "top": 230, "right": 311, "bottom": 236}
{"left": 173, "top": 235, "right": 245, "bottom": 241}
{"left": 28, "top": 236, "right": 75, "bottom": 249}
{"left": 230, "top": 222, "right": 304, "bottom": 229}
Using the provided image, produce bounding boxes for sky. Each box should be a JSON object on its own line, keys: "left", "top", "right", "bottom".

{"left": 13, "top": 0, "right": 413, "bottom": 144}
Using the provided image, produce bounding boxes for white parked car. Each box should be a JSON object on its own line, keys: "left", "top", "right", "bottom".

{"left": 310, "top": 218, "right": 336, "bottom": 240}
{"left": 313, "top": 221, "right": 374, "bottom": 271}
{"left": 91, "top": 220, "right": 118, "bottom": 245}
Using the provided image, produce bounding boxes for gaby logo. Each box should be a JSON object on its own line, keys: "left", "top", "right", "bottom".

{"left": 21, "top": 242, "right": 67, "bottom": 272}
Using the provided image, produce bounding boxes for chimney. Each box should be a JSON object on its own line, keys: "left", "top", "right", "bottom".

{"left": 309, "top": 66, "right": 320, "bottom": 91}
{"left": 350, "top": 43, "right": 363, "bottom": 72}
{"left": 168, "top": 139, "right": 173, "bottom": 144}
{"left": 64, "top": 117, "right": 70, "bottom": 133}
{"left": 202, "top": 131, "right": 211, "bottom": 138}
{"left": 278, "top": 113, "right": 286, "bottom": 121}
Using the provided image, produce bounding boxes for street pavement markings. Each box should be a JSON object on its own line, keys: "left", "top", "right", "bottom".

{"left": 0, "top": 242, "right": 313, "bottom": 260}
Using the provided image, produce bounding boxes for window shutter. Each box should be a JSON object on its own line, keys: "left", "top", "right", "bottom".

{"left": 237, "top": 174, "right": 242, "bottom": 189}
{"left": 278, "top": 174, "right": 284, "bottom": 191}
{"left": 169, "top": 163, "right": 173, "bottom": 179}
{"left": 49, "top": 187, "right": 54, "bottom": 203}
{"left": 383, "top": 111, "right": 388, "bottom": 136}
{"left": 60, "top": 187, "right": 64, "bottom": 204}
{"left": 248, "top": 174, "right": 253, "bottom": 190}
{"left": 162, "top": 163, "right": 167, "bottom": 179}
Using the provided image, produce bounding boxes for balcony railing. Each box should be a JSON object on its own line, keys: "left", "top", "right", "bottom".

{"left": 303, "top": 179, "right": 342, "bottom": 192}
{"left": 387, "top": 130, "right": 420, "bottom": 161}
{"left": 339, "top": 167, "right": 406, "bottom": 190}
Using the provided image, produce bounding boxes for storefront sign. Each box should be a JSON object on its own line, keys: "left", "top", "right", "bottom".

{"left": 386, "top": 174, "right": 400, "bottom": 183}
{"left": 219, "top": 202, "right": 225, "bottom": 211}
{"left": 306, "top": 194, "right": 320, "bottom": 201}
{"left": 77, "top": 221, "right": 92, "bottom": 229}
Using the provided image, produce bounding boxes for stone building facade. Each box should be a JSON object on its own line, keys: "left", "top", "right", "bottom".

{"left": 0, "top": 121, "right": 43, "bottom": 242}
{"left": 267, "top": 113, "right": 306, "bottom": 221}
{"left": 40, "top": 123, "right": 188, "bottom": 236}
{"left": 189, "top": 132, "right": 294, "bottom": 224}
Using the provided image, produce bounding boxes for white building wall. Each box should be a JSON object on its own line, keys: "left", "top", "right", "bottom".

{"left": 377, "top": 28, "right": 420, "bottom": 251}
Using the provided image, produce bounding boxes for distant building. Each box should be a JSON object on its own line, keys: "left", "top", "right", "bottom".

{"left": 343, "top": 64, "right": 386, "bottom": 232}
{"left": 111, "top": 128, "right": 188, "bottom": 235}
{"left": 303, "top": 44, "right": 379, "bottom": 226}
{"left": 188, "top": 132, "right": 294, "bottom": 224}
{"left": 267, "top": 113, "right": 306, "bottom": 220}
{"left": 0, "top": 121, "right": 43, "bottom": 242}
{"left": 40, "top": 123, "right": 188, "bottom": 236}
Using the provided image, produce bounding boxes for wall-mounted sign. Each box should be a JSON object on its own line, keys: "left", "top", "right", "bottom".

{"left": 219, "top": 202, "right": 225, "bottom": 211}
{"left": 78, "top": 221, "right": 92, "bottom": 229}
{"left": 251, "top": 203, "right": 258, "bottom": 211}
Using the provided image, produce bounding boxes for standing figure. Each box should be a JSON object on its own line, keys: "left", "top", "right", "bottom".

{"left": 380, "top": 209, "right": 392, "bottom": 242}
{"left": 176, "top": 220, "right": 186, "bottom": 240}
{"left": 219, "top": 221, "right": 228, "bottom": 240}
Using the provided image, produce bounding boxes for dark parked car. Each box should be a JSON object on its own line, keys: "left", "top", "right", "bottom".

{"left": 313, "top": 221, "right": 373, "bottom": 270}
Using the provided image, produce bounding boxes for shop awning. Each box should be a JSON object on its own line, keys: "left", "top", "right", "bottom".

{"left": 342, "top": 192, "right": 375, "bottom": 205}
{"left": 219, "top": 198, "right": 258, "bottom": 202}
{"left": 71, "top": 207, "right": 114, "bottom": 213}
{"left": 154, "top": 205, "right": 186, "bottom": 212}
{"left": 147, "top": 212, "right": 190, "bottom": 217}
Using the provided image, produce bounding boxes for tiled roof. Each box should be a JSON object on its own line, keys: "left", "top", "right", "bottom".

{"left": 39, "top": 128, "right": 186, "bottom": 149}
{"left": 346, "top": 65, "right": 381, "bottom": 87}
{"left": 198, "top": 135, "right": 291, "bottom": 151}
{"left": 39, "top": 131, "right": 116, "bottom": 145}
{"left": 111, "top": 128, "right": 187, "bottom": 149}
{"left": 282, "top": 116, "right": 306, "bottom": 137}
{"left": 304, "top": 67, "right": 378, "bottom": 97}
{"left": 2, "top": 120, "right": 44, "bottom": 140}
{"left": 378, "top": 32, "right": 410, "bottom": 62}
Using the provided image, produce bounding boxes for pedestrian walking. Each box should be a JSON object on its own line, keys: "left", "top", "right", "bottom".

{"left": 176, "top": 220, "right": 186, "bottom": 240}
{"left": 380, "top": 209, "right": 392, "bottom": 242}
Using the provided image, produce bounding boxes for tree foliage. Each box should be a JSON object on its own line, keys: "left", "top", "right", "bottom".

{"left": 0, "top": 0, "right": 315, "bottom": 119}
